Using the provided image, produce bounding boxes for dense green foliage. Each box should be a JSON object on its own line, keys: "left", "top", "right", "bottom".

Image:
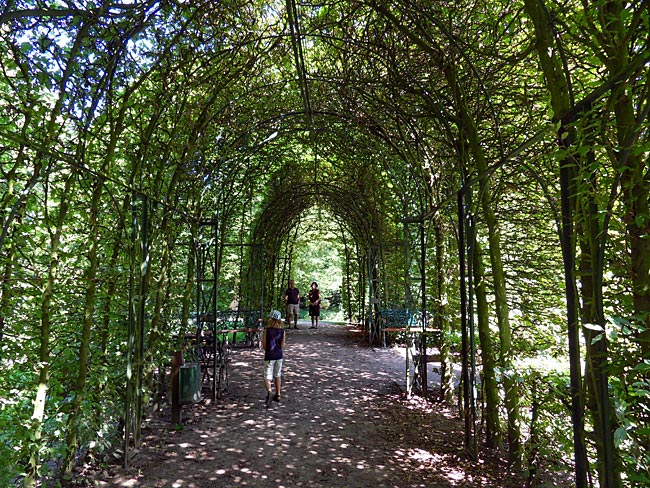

{"left": 0, "top": 0, "right": 648, "bottom": 486}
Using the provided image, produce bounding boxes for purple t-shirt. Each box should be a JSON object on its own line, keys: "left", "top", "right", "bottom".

{"left": 264, "top": 327, "right": 284, "bottom": 360}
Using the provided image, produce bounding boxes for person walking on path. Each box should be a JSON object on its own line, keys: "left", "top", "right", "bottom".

{"left": 262, "top": 310, "right": 286, "bottom": 408}
{"left": 308, "top": 281, "right": 321, "bottom": 329}
{"left": 285, "top": 279, "right": 300, "bottom": 329}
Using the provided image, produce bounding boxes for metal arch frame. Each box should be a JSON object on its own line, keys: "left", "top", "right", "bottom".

{"left": 285, "top": 0, "right": 313, "bottom": 129}
{"left": 194, "top": 217, "right": 220, "bottom": 400}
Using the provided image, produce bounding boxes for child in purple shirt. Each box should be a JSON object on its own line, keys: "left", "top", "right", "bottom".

{"left": 262, "top": 310, "right": 286, "bottom": 407}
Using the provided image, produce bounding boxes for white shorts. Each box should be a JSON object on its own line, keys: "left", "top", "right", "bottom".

{"left": 263, "top": 359, "right": 283, "bottom": 380}
{"left": 286, "top": 303, "right": 299, "bottom": 318}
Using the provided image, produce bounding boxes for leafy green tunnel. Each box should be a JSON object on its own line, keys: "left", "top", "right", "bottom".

{"left": 0, "top": 1, "right": 648, "bottom": 487}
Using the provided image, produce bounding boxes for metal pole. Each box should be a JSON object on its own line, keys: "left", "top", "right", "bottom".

{"left": 420, "top": 219, "right": 427, "bottom": 396}
{"left": 134, "top": 196, "right": 148, "bottom": 449}
{"left": 171, "top": 351, "right": 183, "bottom": 424}
{"left": 559, "top": 149, "right": 587, "bottom": 488}
{"left": 466, "top": 200, "right": 478, "bottom": 457}
{"left": 123, "top": 193, "right": 137, "bottom": 468}
{"left": 211, "top": 221, "right": 218, "bottom": 401}
{"left": 368, "top": 251, "right": 373, "bottom": 345}
{"left": 458, "top": 191, "right": 471, "bottom": 451}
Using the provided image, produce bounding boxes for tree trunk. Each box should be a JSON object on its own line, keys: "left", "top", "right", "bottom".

{"left": 0, "top": 230, "right": 16, "bottom": 347}
{"left": 100, "top": 227, "right": 125, "bottom": 355}
{"left": 342, "top": 231, "right": 354, "bottom": 321}
{"left": 578, "top": 187, "right": 618, "bottom": 486}
{"left": 472, "top": 237, "right": 502, "bottom": 448}
{"left": 470, "top": 130, "right": 520, "bottom": 462}
{"left": 25, "top": 173, "right": 74, "bottom": 488}
{"left": 522, "top": 1, "right": 588, "bottom": 485}
{"left": 434, "top": 214, "right": 455, "bottom": 403}
{"left": 450, "top": 72, "right": 520, "bottom": 461}
{"left": 146, "top": 229, "right": 173, "bottom": 406}
{"left": 602, "top": 0, "right": 650, "bottom": 362}
{"left": 63, "top": 179, "right": 102, "bottom": 474}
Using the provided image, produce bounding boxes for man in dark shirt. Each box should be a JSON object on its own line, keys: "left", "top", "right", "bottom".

{"left": 285, "top": 279, "right": 300, "bottom": 329}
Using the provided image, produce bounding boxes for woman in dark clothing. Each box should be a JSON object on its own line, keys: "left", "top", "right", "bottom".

{"left": 262, "top": 310, "right": 286, "bottom": 407}
{"left": 308, "top": 281, "right": 321, "bottom": 329}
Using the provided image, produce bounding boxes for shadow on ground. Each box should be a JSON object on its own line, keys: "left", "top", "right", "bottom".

{"left": 85, "top": 322, "right": 524, "bottom": 488}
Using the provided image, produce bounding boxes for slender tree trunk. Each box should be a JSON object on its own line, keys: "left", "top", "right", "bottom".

{"left": 100, "top": 227, "right": 125, "bottom": 355}
{"left": 0, "top": 231, "right": 16, "bottom": 346}
{"left": 472, "top": 238, "right": 502, "bottom": 448}
{"left": 146, "top": 227, "right": 173, "bottom": 408}
{"left": 450, "top": 78, "right": 520, "bottom": 461}
{"left": 623, "top": 176, "right": 650, "bottom": 357}
{"left": 576, "top": 119, "right": 620, "bottom": 486}
{"left": 25, "top": 172, "right": 74, "bottom": 488}
{"left": 579, "top": 226, "right": 618, "bottom": 487}
{"left": 434, "top": 215, "right": 455, "bottom": 403}
{"left": 471, "top": 137, "right": 520, "bottom": 462}
{"left": 360, "top": 257, "right": 365, "bottom": 325}
{"left": 341, "top": 226, "right": 354, "bottom": 321}
{"left": 63, "top": 178, "right": 102, "bottom": 474}
{"left": 603, "top": 0, "right": 650, "bottom": 362}
{"left": 624, "top": 173, "right": 650, "bottom": 357}
{"left": 148, "top": 234, "right": 171, "bottom": 370}
{"left": 522, "top": 1, "right": 588, "bottom": 485}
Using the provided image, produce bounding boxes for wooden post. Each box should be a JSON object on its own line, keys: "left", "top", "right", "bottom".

{"left": 171, "top": 351, "right": 183, "bottom": 424}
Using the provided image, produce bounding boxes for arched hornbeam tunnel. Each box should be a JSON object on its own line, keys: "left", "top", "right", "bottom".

{"left": 0, "top": 1, "right": 648, "bottom": 487}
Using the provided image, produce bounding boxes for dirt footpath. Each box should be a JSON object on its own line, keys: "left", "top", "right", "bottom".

{"left": 88, "top": 322, "right": 524, "bottom": 487}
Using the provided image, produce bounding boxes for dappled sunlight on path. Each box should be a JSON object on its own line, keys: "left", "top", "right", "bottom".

{"left": 91, "top": 322, "right": 521, "bottom": 487}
